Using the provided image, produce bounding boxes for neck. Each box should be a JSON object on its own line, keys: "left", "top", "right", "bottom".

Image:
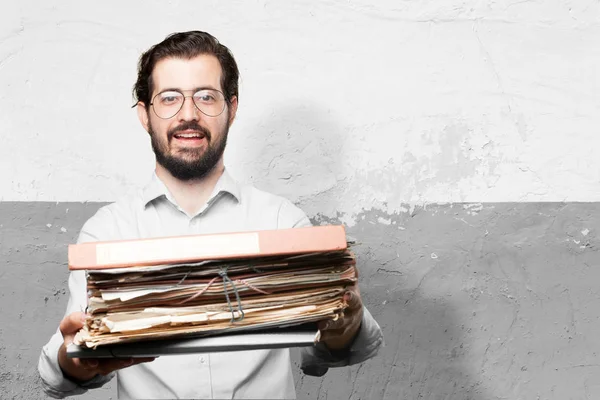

{"left": 155, "top": 159, "right": 225, "bottom": 216}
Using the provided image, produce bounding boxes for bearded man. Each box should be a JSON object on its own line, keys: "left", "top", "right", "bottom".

{"left": 38, "top": 31, "right": 383, "bottom": 399}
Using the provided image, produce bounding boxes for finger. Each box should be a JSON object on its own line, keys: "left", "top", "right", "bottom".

{"left": 326, "top": 316, "right": 348, "bottom": 331}
{"left": 79, "top": 356, "right": 149, "bottom": 373}
{"left": 319, "top": 314, "right": 364, "bottom": 344}
{"left": 325, "top": 313, "right": 356, "bottom": 331}
{"left": 79, "top": 358, "right": 100, "bottom": 370}
{"left": 318, "top": 314, "right": 346, "bottom": 331}
{"left": 319, "top": 327, "right": 351, "bottom": 343}
{"left": 318, "top": 319, "right": 331, "bottom": 331}
{"left": 59, "top": 312, "right": 86, "bottom": 339}
{"left": 96, "top": 357, "right": 156, "bottom": 376}
{"left": 343, "top": 287, "right": 362, "bottom": 310}
{"left": 59, "top": 356, "right": 100, "bottom": 382}
{"left": 77, "top": 357, "right": 107, "bottom": 373}
{"left": 319, "top": 314, "right": 346, "bottom": 331}
{"left": 325, "top": 308, "right": 364, "bottom": 331}
{"left": 131, "top": 357, "right": 156, "bottom": 364}
{"left": 96, "top": 358, "right": 135, "bottom": 375}
{"left": 318, "top": 306, "right": 357, "bottom": 331}
{"left": 78, "top": 357, "right": 133, "bottom": 373}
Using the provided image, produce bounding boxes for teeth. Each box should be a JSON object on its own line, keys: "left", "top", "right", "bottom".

{"left": 176, "top": 133, "right": 202, "bottom": 138}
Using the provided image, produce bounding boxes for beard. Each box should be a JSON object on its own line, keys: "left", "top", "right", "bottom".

{"left": 149, "top": 119, "right": 228, "bottom": 181}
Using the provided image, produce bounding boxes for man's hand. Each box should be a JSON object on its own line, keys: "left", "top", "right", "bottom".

{"left": 57, "top": 312, "right": 154, "bottom": 382}
{"left": 318, "top": 283, "right": 364, "bottom": 351}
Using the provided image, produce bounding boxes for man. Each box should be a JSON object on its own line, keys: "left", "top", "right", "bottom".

{"left": 38, "top": 31, "right": 383, "bottom": 399}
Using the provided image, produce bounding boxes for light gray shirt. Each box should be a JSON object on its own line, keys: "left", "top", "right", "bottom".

{"left": 38, "top": 170, "right": 384, "bottom": 399}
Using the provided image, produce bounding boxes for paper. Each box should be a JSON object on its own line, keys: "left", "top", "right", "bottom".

{"left": 70, "top": 226, "right": 357, "bottom": 354}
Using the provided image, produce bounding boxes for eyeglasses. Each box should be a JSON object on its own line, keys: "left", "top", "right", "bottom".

{"left": 150, "top": 89, "right": 226, "bottom": 119}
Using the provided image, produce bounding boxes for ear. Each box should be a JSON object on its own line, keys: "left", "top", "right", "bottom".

{"left": 137, "top": 102, "right": 150, "bottom": 133}
{"left": 227, "top": 96, "right": 238, "bottom": 126}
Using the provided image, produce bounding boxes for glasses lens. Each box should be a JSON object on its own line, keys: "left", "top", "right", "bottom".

{"left": 193, "top": 89, "right": 225, "bottom": 117}
{"left": 153, "top": 91, "right": 184, "bottom": 119}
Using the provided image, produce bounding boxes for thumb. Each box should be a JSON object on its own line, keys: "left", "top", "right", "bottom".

{"left": 59, "top": 312, "right": 87, "bottom": 343}
{"left": 343, "top": 287, "right": 362, "bottom": 310}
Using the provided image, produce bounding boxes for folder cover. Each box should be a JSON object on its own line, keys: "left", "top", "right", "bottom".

{"left": 69, "top": 225, "right": 348, "bottom": 270}
{"left": 67, "top": 325, "right": 319, "bottom": 358}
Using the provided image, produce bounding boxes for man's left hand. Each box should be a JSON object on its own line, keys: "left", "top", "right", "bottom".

{"left": 318, "top": 283, "right": 364, "bottom": 351}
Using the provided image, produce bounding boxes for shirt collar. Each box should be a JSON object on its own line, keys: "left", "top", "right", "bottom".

{"left": 142, "top": 168, "right": 241, "bottom": 209}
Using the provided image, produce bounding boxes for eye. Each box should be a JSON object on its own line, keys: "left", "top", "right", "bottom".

{"left": 158, "top": 91, "right": 182, "bottom": 105}
{"left": 194, "top": 90, "right": 217, "bottom": 103}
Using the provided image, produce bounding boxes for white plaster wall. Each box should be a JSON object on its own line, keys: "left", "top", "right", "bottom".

{"left": 2, "top": 1, "right": 599, "bottom": 217}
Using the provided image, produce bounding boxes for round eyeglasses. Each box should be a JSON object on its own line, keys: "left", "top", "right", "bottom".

{"left": 150, "top": 89, "right": 226, "bottom": 119}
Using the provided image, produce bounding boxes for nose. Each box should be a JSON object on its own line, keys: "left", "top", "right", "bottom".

{"left": 177, "top": 96, "right": 200, "bottom": 121}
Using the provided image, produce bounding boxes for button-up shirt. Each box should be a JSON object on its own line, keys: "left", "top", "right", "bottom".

{"left": 38, "top": 170, "right": 383, "bottom": 399}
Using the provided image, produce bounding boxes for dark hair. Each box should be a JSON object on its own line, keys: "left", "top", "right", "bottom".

{"left": 133, "top": 31, "right": 239, "bottom": 106}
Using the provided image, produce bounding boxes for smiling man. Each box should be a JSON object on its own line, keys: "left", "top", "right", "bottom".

{"left": 38, "top": 31, "right": 383, "bottom": 399}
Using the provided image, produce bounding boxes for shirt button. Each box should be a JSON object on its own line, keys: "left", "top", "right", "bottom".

{"left": 199, "top": 357, "right": 205, "bottom": 363}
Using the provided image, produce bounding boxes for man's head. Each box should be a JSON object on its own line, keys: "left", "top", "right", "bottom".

{"left": 133, "top": 31, "right": 239, "bottom": 180}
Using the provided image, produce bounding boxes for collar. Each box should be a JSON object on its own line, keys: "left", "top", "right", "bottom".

{"left": 142, "top": 168, "right": 242, "bottom": 209}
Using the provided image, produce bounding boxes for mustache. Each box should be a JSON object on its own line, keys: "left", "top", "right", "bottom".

{"left": 168, "top": 122, "right": 212, "bottom": 140}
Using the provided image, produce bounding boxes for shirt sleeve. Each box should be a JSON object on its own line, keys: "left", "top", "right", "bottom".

{"left": 276, "top": 199, "right": 385, "bottom": 376}
{"left": 276, "top": 199, "right": 312, "bottom": 229}
{"left": 38, "top": 206, "right": 117, "bottom": 398}
{"left": 300, "top": 307, "right": 384, "bottom": 376}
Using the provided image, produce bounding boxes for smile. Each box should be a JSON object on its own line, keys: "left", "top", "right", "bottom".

{"left": 173, "top": 131, "right": 206, "bottom": 140}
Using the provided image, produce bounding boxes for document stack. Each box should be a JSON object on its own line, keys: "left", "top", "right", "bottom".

{"left": 67, "top": 225, "right": 356, "bottom": 357}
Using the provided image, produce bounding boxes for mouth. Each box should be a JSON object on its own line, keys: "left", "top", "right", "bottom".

{"left": 172, "top": 130, "right": 207, "bottom": 143}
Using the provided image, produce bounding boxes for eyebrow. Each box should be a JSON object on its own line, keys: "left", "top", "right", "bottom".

{"left": 157, "top": 86, "right": 219, "bottom": 94}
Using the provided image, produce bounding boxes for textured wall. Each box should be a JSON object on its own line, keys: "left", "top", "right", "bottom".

{"left": 1, "top": 1, "right": 600, "bottom": 207}
{"left": 2, "top": 202, "right": 600, "bottom": 399}
{"left": 2, "top": 1, "right": 600, "bottom": 399}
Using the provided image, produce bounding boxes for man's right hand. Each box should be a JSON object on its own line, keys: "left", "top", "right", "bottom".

{"left": 57, "top": 312, "right": 155, "bottom": 382}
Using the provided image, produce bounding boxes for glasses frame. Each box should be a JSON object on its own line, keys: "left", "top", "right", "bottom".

{"left": 149, "top": 88, "right": 227, "bottom": 119}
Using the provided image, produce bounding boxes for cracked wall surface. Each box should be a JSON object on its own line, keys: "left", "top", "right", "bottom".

{"left": 2, "top": 202, "right": 600, "bottom": 399}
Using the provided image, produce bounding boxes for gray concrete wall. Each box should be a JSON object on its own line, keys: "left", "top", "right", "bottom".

{"left": 2, "top": 202, "right": 599, "bottom": 399}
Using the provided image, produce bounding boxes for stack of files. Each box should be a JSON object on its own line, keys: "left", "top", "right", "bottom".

{"left": 66, "top": 225, "right": 356, "bottom": 357}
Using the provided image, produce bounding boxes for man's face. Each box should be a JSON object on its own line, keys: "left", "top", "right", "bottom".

{"left": 139, "top": 55, "right": 237, "bottom": 180}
